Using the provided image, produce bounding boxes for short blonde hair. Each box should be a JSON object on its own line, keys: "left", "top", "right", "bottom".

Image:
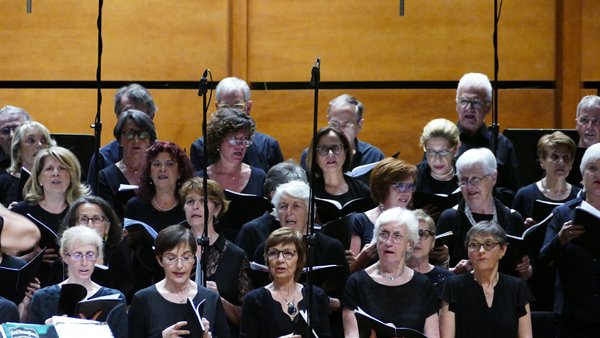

{"left": 419, "top": 118, "right": 460, "bottom": 150}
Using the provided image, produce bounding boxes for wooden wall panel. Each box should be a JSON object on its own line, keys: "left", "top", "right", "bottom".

{"left": 0, "top": 1, "right": 230, "bottom": 81}
{"left": 252, "top": 89, "right": 555, "bottom": 165}
{"left": 582, "top": 0, "right": 600, "bottom": 80}
{"left": 247, "top": 0, "right": 555, "bottom": 82}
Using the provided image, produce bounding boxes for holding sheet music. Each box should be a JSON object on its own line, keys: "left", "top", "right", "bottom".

{"left": 239, "top": 228, "right": 331, "bottom": 338}
{"left": 540, "top": 142, "right": 600, "bottom": 337}
{"left": 512, "top": 131, "right": 580, "bottom": 227}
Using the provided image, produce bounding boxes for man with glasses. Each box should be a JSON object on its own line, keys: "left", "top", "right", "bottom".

{"left": 567, "top": 95, "right": 600, "bottom": 187}
{"left": 455, "top": 73, "right": 519, "bottom": 205}
{"left": 87, "top": 83, "right": 157, "bottom": 188}
{"left": 300, "top": 94, "right": 384, "bottom": 174}
{"left": 190, "top": 77, "right": 284, "bottom": 173}
{"left": 0, "top": 105, "right": 31, "bottom": 171}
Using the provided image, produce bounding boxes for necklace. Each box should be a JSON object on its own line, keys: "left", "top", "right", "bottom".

{"left": 152, "top": 198, "right": 177, "bottom": 212}
{"left": 464, "top": 203, "right": 497, "bottom": 227}
{"left": 276, "top": 285, "right": 297, "bottom": 315}
{"left": 431, "top": 167, "right": 455, "bottom": 181}
{"left": 165, "top": 283, "right": 188, "bottom": 303}
{"left": 540, "top": 178, "right": 568, "bottom": 200}
{"left": 378, "top": 263, "right": 404, "bottom": 281}
{"left": 118, "top": 160, "right": 142, "bottom": 175}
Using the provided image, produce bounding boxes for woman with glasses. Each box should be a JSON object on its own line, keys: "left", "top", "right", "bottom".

{"left": 349, "top": 157, "right": 416, "bottom": 271}
{"left": 199, "top": 108, "right": 265, "bottom": 195}
{"left": 343, "top": 207, "right": 440, "bottom": 338}
{"left": 128, "top": 224, "right": 230, "bottom": 338}
{"left": 437, "top": 148, "right": 530, "bottom": 278}
{"left": 29, "top": 226, "right": 127, "bottom": 338}
{"left": 12, "top": 146, "right": 90, "bottom": 286}
{"left": 50, "top": 196, "right": 123, "bottom": 286}
{"left": 240, "top": 227, "right": 332, "bottom": 338}
{"left": 415, "top": 119, "right": 460, "bottom": 216}
{"left": 440, "top": 221, "right": 534, "bottom": 338}
{"left": 180, "top": 177, "right": 253, "bottom": 336}
{"left": 97, "top": 109, "right": 157, "bottom": 219}
{"left": 407, "top": 209, "right": 454, "bottom": 297}
{"left": 306, "top": 127, "right": 371, "bottom": 206}
{"left": 513, "top": 131, "right": 580, "bottom": 226}
{"left": 0, "top": 121, "right": 55, "bottom": 207}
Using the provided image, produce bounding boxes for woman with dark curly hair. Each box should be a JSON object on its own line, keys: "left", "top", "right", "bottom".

{"left": 125, "top": 141, "right": 194, "bottom": 233}
{"left": 199, "top": 108, "right": 265, "bottom": 195}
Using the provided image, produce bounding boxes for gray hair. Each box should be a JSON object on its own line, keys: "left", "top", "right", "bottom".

{"left": 215, "top": 77, "right": 251, "bottom": 102}
{"left": 464, "top": 220, "right": 507, "bottom": 248}
{"left": 0, "top": 105, "right": 31, "bottom": 120}
{"left": 264, "top": 160, "right": 307, "bottom": 197}
{"left": 456, "top": 148, "right": 497, "bottom": 179}
{"left": 328, "top": 94, "right": 364, "bottom": 121}
{"left": 114, "top": 83, "right": 157, "bottom": 118}
{"left": 371, "top": 207, "right": 419, "bottom": 248}
{"left": 580, "top": 142, "right": 600, "bottom": 180}
{"left": 271, "top": 180, "right": 310, "bottom": 212}
{"left": 576, "top": 95, "right": 600, "bottom": 118}
{"left": 456, "top": 73, "right": 492, "bottom": 103}
{"left": 60, "top": 225, "right": 103, "bottom": 259}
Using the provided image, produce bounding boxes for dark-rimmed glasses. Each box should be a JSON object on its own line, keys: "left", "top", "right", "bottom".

{"left": 316, "top": 144, "right": 343, "bottom": 156}
{"left": 266, "top": 249, "right": 297, "bottom": 260}
{"left": 121, "top": 129, "right": 150, "bottom": 140}
{"left": 467, "top": 241, "right": 500, "bottom": 252}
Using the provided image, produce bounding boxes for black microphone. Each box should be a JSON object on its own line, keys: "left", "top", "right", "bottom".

{"left": 310, "top": 57, "right": 320, "bottom": 88}
{"left": 198, "top": 69, "right": 209, "bottom": 97}
{"left": 27, "top": 0, "right": 32, "bottom": 13}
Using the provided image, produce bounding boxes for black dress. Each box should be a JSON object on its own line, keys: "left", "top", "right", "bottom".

{"left": 512, "top": 182, "right": 580, "bottom": 221}
{"left": 234, "top": 212, "right": 279, "bottom": 259}
{"left": 350, "top": 212, "right": 375, "bottom": 250}
{"left": 124, "top": 196, "right": 185, "bottom": 233}
{"left": 196, "top": 166, "right": 266, "bottom": 196}
{"left": 98, "top": 164, "right": 136, "bottom": 220}
{"left": 416, "top": 160, "right": 459, "bottom": 195}
{"left": 128, "top": 284, "right": 230, "bottom": 338}
{"left": 313, "top": 175, "right": 371, "bottom": 206}
{"left": 436, "top": 199, "right": 525, "bottom": 273}
{"left": 0, "top": 172, "right": 20, "bottom": 207}
{"left": 239, "top": 285, "right": 332, "bottom": 338}
{"left": 343, "top": 270, "right": 438, "bottom": 335}
{"left": 424, "top": 265, "right": 455, "bottom": 298}
{"left": 441, "top": 273, "right": 534, "bottom": 338}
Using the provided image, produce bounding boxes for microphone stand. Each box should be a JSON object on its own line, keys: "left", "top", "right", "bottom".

{"left": 91, "top": 0, "right": 104, "bottom": 193}
{"left": 491, "top": 0, "right": 501, "bottom": 155}
{"left": 197, "top": 69, "right": 211, "bottom": 287}
{"left": 306, "top": 57, "right": 320, "bottom": 338}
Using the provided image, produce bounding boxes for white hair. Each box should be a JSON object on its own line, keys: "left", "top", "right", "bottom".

{"left": 271, "top": 180, "right": 310, "bottom": 212}
{"left": 215, "top": 77, "right": 251, "bottom": 102}
{"left": 456, "top": 148, "right": 497, "bottom": 179}
{"left": 371, "top": 207, "right": 419, "bottom": 248}
{"left": 456, "top": 73, "right": 492, "bottom": 103}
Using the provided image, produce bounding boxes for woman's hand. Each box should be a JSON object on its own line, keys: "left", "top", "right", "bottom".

{"left": 345, "top": 250, "right": 356, "bottom": 266}
{"left": 523, "top": 217, "right": 536, "bottom": 228}
{"left": 429, "top": 245, "right": 449, "bottom": 268}
{"left": 42, "top": 248, "right": 58, "bottom": 266}
{"left": 18, "top": 278, "right": 40, "bottom": 322}
{"left": 558, "top": 220, "right": 585, "bottom": 246}
{"left": 515, "top": 255, "right": 533, "bottom": 281}
{"left": 206, "top": 281, "right": 219, "bottom": 296}
{"left": 351, "top": 243, "right": 377, "bottom": 273}
{"left": 450, "top": 259, "right": 472, "bottom": 275}
{"left": 162, "top": 321, "right": 190, "bottom": 338}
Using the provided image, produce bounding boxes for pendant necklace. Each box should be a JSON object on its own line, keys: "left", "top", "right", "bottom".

{"left": 279, "top": 285, "right": 297, "bottom": 315}
{"left": 378, "top": 263, "right": 404, "bottom": 281}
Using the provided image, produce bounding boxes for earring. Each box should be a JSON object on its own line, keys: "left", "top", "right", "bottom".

{"left": 104, "top": 233, "right": 109, "bottom": 242}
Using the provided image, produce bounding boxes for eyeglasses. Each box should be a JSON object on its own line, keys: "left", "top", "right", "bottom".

{"left": 577, "top": 116, "right": 600, "bottom": 126}
{"left": 0, "top": 126, "right": 17, "bottom": 136}
{"left": 328, "top": 120, "right": 355, "bottom": 130}
{"left": 267, "top": 249, "right": 297, "bottom": 260}
{"left": 467, "top": 241, "right": 501, "bottom": 252}
{"left": 391, "top": 182, "right": 416, "bottom": 193}
{"left": 316, "top": 144, "right": 344, "bottom": 156}
{"left": 418, "top": 229, "right": 435, "bottom": 240}
{"left": 377, "top": 231, "right": 403, "bottom": 243}
{"left": 227, "top": 136, "right": 253, "bottom": 147}
{"left": 456, "top": 98, "right": 487, "bottom": 109}
{"left": 121, "top": 129, "right": 150, "bottom": 140}
{"left": 218, "top": 102, "right": 247, "bottom": 111}
{"left": 458, "top": 174, "right": 491, "bottom": 187}
{"left": 426, "top": 149, "right": 453, "bottom": 159}
{"left": 77, "top": 215, "right": 108, "bottom": 225}
{"left": 162, "top": 254, "right": 195, "bottom": 265}
{"left": 66, "top": 251, "right": 98, "bottom": 261}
